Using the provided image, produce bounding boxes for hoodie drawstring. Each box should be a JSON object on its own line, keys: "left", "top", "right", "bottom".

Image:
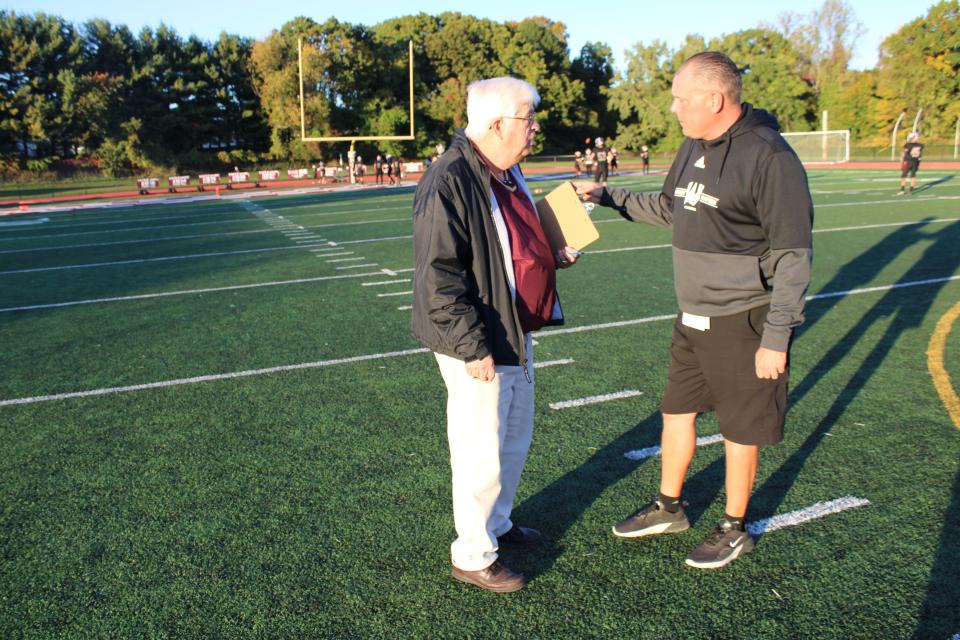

{"left": 717, "top": 130, "right": 733, "bottom": 184}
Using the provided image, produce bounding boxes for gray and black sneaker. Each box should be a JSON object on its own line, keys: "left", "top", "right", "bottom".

{"left": 685, "top": 518, "right": 755, "bottom": 569}
{"left": 612, "top": 499, "right": 690, "bottom": 538}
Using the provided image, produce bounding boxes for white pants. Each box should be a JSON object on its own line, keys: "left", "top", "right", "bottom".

{"left": 434, "top": 334, "right": 535, "bottom": 571}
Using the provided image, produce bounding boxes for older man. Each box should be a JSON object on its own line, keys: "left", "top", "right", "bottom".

{"left": 576, "top": 51, "right": 813, "bottom": 569}
{"left": 412, "top": 77, "right": 579, "bottom": 592}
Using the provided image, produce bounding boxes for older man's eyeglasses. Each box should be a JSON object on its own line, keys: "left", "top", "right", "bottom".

{"left": 501, "top": 113, "right": 537, "bottom": 127}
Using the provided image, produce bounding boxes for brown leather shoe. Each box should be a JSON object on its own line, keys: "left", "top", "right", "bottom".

{"left": 496, "top": 524, "right": 543, "bottom": 546}
{"left": 451, "top": 559, "right": 526, "bottom": 593}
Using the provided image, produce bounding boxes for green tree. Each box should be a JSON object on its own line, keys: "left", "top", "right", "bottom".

{"left": 0, "top": 11, "right": 83, "bottom": 162}
{"left": 710, "top": 29, "right": 818, "bottom": 132}
{"left": 571, "top": 41, "right": 615, "bottom": 138}
{"left": 875, "top": 0, "right": 960, "bottom": 143}
{"left": 606, "top": 35, "right": 705, "bottom": 152}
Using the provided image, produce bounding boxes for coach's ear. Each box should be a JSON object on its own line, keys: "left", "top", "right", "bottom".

{"left": 709, "top": 91, "right": 724, "bottom": 114}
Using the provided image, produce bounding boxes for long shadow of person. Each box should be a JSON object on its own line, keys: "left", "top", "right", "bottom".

{"left": 511, "top": 411, "right": 725, "bottom": 580}
{"left": 911, "top": 174, "right": 954, "bottom": 194}
{"left": 750, "top": 220, "right": 960, "bottom": 528}
{"left": 912, "top": 465, "right": 960, "bottom": 639}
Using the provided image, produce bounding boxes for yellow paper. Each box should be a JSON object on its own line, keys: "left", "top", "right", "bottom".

{"left": 535, "top": 181, "right": 600, "bottom": 252}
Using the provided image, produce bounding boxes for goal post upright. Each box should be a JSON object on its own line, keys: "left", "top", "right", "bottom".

{"left": 297, "top": 38, "right": 415, "bottom": 143}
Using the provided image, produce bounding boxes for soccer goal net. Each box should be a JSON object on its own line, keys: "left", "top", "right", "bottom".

{"left": 781, "top": 129, "right": 850, "bottom": 164}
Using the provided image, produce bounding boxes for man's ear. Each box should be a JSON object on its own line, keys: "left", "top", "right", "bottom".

{"left": 711, "top": 92, "right": 724, "bottom": 114}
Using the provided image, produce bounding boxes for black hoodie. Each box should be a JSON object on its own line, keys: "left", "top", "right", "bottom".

{"left": 601, "top": 103, "right": 813, "bottom": 351}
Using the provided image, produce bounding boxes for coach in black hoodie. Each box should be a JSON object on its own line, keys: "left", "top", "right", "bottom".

{"left": 576, "top": 51, "right": 813, "bottom": 569}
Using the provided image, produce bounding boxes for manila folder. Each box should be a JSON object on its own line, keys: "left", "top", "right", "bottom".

{"left": 535, "top": 181, "right": 599, "bottom": 252}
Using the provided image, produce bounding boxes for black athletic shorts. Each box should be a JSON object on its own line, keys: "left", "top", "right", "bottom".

{"left": 595, "top": 162, "right": 608, "bottom": 183}
{"left": 661, "top": 306, "right": 789, "bottom": 446}
{"left": 901, "top": 160, "right": 919, "bottom": 178}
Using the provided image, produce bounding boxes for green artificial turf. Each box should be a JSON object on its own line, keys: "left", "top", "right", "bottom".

{"left": 1, "top": 170, "right": 959, "bottom": 639}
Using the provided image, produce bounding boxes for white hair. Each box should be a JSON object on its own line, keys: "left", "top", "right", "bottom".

{"left": 464, "top": 77, "right": 540, "bottom": 141}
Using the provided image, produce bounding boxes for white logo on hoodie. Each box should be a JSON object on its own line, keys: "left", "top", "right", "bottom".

{"left": 675, "top": 181, "right": 719, "bottom": 211}
{"left": 694, "top": 155, "right": 706, "bottom": 169}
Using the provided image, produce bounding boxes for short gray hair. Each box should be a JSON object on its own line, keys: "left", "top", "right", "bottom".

{"left": 464, "top": 77, "right": 540, "bottom": 140}
{"left": 680, "top": 51, "right": 742, "bottom": 104}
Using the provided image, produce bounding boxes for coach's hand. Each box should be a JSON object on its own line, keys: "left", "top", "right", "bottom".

{"left": 755, "top": 347, "right": 786, "bottom": 380}
{"left": 572, "top": 181, "right": 602, "bottom": 203}
{"left": 466, "top": 355, "right": 496, "bottom": 382}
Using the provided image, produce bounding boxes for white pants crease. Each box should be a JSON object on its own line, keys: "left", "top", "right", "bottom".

{"left": 434, "top": 334, "right": 535, "bottom": 571}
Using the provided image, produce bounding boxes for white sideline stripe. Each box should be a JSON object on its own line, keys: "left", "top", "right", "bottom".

{"left": 362, "top": 279, "right": 412, "bottom": 286}
{"left": 588, "top": 244, "right": 671, "bottom": 254}
{"left": 746, "top": 496, "right": 870, "bottom": 537}
{"left": 0, "top": 348, "right": 432, "bottom": 407}
{"left": 807, "top": 275, "right": 960, "bottom": 300}
{"left": 0, "top": 243, "right": 332, "bottom": 274}
{"left": 0, "top": 216, "right": 406, "bottom": 246}
{"left": 337, "top": 263, "right": 377, "bottom": 269}
{"left": 2, "top": 273, "right": 957, "bottom": 403}
{"left": 2, "top": 271, "right": 956, "bottom": 316}
{"left": 815, "top": 217, "right": 960, "bottom": 233}
{"left": 0, "top": 232, "right": 413, "bottom": 255}
{"left": 549, "top": 389, "right": 643, "bottom": 410}
{"left": 533, "top": 358, "right": 574, "bottom": 369}
{"left": 0, "top": 269, "right": 414, "bottom": 312}
{"left": 396, "top": 305, "right": 412, "bottom": 311}
{"left": 624, "top": 433, "right": 724, "bottom": 460}
{"left": 376, "top": 290, "right": 412, "bottom": 297}
{"left": 538, "top": 314, "right": 677, "bottom": 336}
{"left": 582, "top": 217, "right": 960, "bottom": 257}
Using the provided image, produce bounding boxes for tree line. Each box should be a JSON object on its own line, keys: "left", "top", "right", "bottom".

{"left": 0, "top": 1, "right": 956, "bottom": 177}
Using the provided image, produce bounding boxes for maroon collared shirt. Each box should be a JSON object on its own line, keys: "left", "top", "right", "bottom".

{"left": 490, "top": 176, "right": 557, "bottom": 333}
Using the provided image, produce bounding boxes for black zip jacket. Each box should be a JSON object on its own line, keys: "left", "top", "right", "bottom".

{"left": 410, "top": 130, "right": 564, "bottom": 367}
{"left": 600, "top": 104, "right": 813, "bottom": 351}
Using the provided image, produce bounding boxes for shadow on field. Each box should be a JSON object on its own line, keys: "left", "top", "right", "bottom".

{"left": 750, "top": 220, "right": 960, "bottom": 529}
{"left": 911, "top": 173, "right": 954, "bottom": 194}
{"left": 913, "top": 465, "right": 960, "bottom": 639}
{"left": 511, "top": 411, "right": 726, "bottom": 580}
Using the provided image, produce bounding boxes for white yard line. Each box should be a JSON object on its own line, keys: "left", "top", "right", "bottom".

{"left": 2, "top": 271, "right": 956, "bottom": 324}
{"left": 624, "top": 434, "right": 724, "bottom": 460}
{"left": 0, "top": 348, "right": 431, "bottom": 407}
{"left": 746, "top": 496, "right": 870, "bottom": 536}
{"left": 549, "top": 389, "right": 643, "bottom": 410}
{"left": 579, "top": 217, "right": 960, "bottom": 257}
{"left": 396, "top": 305, "right": 413, "bottom": 311}
{"left": 0, "top": 243, "right": 332, "bottom": 274}
{"left": 1, "top": 276, "right": 958, "bottom": 403}
{"left": 533, "top": 358, "right": 575, "bottom": 369}
{"left": 376, "top": 290, "right": 413, "bottom": 297}
{"left": 362, "top": 279, "right": 412, "bottom": 287}
{"left": 538, "top": 314, "right": 677, "bottom": 337}
{"left": 0, "top": 232, "right": 413, "bottom": 255}
{"left": 0, "top": 217, "right": 406, "bottom": 245}
{"left": 336, "top": 263, "right": 378, "bottom": 269}
{"left": 0, "top": 269, "right": 415, "bottom": 312}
